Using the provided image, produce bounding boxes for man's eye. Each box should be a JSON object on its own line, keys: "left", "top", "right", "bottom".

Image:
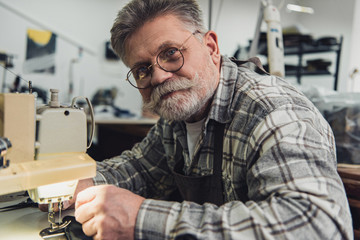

{"left": 164, "top": 48, "right": 179, "bottom": 58}
{"left": 159, "top": 48, "right": 181, "bottom": 64}
{"left": 165, "top": 48, "right": 177, "bottom": 57}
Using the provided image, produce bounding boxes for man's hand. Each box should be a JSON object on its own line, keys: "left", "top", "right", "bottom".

{"left": 75, "top": 185, "right": 145, "bottom": 240}
{"left": 38, "top": 178, "right": 94, "bottom": 212}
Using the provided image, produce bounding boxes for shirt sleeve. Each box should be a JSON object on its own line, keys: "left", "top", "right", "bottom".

{"left": 134, "top": 104, "right": 353, "bottom": 240}
{"left": 93, "top": 122, "right": 176, "bottom": 199}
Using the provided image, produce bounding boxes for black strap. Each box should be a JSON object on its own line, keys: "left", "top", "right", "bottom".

{"left": 230, "top": 56, "right": 269, "bottom": 75}
{"left": 211, "top": 122, "right": 225, "bottom": 206}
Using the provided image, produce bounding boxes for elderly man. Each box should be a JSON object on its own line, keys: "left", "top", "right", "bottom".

{"left": 72, "top": 0, "right": 353, "bottom": 239}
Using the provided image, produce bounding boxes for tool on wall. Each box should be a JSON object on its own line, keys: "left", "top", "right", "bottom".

{"left": 0, "top": 52, "right": 15, "bottom": 92}
{"left": 249, "top": 0, "right": 285, "bottom": 77}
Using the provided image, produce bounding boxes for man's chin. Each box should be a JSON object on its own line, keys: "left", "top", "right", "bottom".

{"left": 142, "top": 105, "right": 184, "bottom": 121}
{"left": 143, "top": 91, "right": 201, "bottom": 121}
{"left": 154, "top": 105, "right": 200, "bottom": 121}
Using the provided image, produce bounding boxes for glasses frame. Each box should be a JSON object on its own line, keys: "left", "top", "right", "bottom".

{"left": 125, "top": 31, "right": 199, "bottom": 89}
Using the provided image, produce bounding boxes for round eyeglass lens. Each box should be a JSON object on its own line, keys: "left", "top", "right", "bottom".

{"left": 127, "top": 67, "right": 151, "bottom": 89}
{"left": 126, "top": 48, "right": 185, "bottom": 89}
{"left": 157, "top": 48, "right": 184, "bottom": 72}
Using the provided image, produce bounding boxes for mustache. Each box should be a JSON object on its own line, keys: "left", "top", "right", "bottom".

{"left": 144, "top": 76, "right": 197, "bottom": 109}
{"left": 156, "top": 77, "right": 196, "bottom": 98}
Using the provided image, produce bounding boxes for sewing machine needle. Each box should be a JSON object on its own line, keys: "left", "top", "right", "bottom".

{"left": 48, "top": 203, "right": 56, "bottom": 229}
{"left": 58, "top": 201, "right": 62, "bottom": 224}
{"left": 40, "top": 202, "right": 71, "bottom": 239}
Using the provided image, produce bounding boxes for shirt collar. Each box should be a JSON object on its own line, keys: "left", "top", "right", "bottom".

{"left": 207, "top": 55, "right": 238, "bottom": 124}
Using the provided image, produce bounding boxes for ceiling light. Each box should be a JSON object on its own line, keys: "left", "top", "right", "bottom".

{"left": 286, "top": 3, "right": 314, "bottom": 14}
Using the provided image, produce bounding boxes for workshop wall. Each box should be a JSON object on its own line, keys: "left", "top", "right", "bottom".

{"left": 208, "top": 0, "right": 355, "bottom": 92}
{"left": 291, "top": 0, "right": 355, "bottom": 92}
{"left": 0, "top": 0, "right": 142, "bottom": 116}
{"left": 348, "top": 0, "right": 360, "bottom": 91}
{"left": 0, "top": 0, "right": 357, "bottom": 117}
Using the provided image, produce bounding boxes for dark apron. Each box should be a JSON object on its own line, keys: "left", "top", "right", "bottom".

{"left": 169, "top": 58, "right": 266, "bottom": 207}
{"left": 171, "top": 122, "right": 225, "bottom": 206}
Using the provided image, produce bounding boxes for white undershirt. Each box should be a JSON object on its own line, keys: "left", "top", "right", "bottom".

{"left": 185, "top": 118, "right": 205, "bottom": 160}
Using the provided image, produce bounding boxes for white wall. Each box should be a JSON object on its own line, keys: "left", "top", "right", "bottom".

{"left": 0, "top": 0, "right": 142, "bottom": 115}
{"left": 348, "top": 0, "right": 360, "bottom": 91}
{"left": 0, "top": 0, "right": 358, "bottom": 116}
{"left": 200, "top": 0, "right": 298, "bottom": 56}
{"left": 294, "top": 0, "right": 355, "bottom": 92}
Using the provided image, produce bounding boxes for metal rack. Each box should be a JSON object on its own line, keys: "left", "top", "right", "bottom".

{"left": 254, "top": 35, "right": 343, "bottom": 91}
{"left": 284, "top": 36, "right": 343, "bottom": 91}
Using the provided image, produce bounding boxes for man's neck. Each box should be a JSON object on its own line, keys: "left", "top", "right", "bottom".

{"left": 186, "top": 97, "right": 213, "bottom": 123}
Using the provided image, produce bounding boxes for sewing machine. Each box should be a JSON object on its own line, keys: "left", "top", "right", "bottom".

{"left": 0, "top": 89, "right": 96, "bottom": 238}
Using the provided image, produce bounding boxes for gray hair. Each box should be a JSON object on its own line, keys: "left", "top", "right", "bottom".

{"left": 110, "top": 0, "right": 207, "bottom": 65}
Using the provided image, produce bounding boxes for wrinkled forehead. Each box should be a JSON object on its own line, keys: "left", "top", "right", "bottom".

{"left": 124, "top": 14, "right": 190, "bottom": 67}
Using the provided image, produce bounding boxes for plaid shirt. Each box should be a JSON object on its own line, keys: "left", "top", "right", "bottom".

{"left": 94, "top": 56, "right": 353, "bottom": 240}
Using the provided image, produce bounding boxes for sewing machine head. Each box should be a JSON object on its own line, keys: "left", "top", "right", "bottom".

{"left": 0, "top": 89, "right": 96, "bottom": 237}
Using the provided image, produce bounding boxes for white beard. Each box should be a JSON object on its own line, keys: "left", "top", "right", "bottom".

{"left": 143, "top": 68, "right": 217, "bottom": 121}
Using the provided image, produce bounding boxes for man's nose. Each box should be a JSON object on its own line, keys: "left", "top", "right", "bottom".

{"left": 150, "top": 65, "right": 174, "bottom": 87}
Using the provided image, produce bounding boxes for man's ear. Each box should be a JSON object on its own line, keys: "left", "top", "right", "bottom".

{"left": 204, "top": 31, "right": 221, "bottom": 65}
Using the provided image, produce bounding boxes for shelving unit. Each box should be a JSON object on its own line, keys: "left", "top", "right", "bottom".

{"left": 255, "top": 35, "right": 343, "bottom": 91}
{"left": 284, "top": 36, "right": 343, "bottom": 90}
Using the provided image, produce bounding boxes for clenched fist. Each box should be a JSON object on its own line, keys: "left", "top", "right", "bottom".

{"left": 75, "top": 185, "right": 145, "bottom": 240}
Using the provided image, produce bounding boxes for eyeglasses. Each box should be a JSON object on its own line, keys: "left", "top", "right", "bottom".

{"left": 126, "top": 31, "right": 199, "bottom": 89}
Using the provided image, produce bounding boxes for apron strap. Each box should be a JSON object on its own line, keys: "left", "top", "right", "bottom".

{"left": 230, "top": 56, "right": 269, "bottom": 75}
{"left": 211, "top": 121, "right": 225, "bottom": 206}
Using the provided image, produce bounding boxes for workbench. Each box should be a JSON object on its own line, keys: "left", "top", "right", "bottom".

{"left": 0, "top": 194, "right": 73, "bottom": 240}
{"left": 1, "top": 142, "right": 358, "bottom": 240}
{"left": 337, "top": 164, "right": 360, "bottom": 240}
